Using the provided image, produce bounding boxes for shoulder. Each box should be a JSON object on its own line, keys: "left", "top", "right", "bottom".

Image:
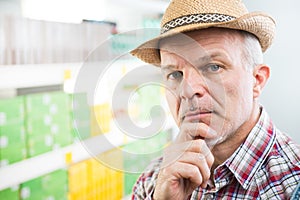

{"left": 255, "top": 128, "right": 300, "bottom": 199}
{"left": 273, "top": 129, "right": 300, "bottom": 166}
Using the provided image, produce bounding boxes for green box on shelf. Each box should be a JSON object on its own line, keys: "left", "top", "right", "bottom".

{"left": 50, "top": 114, "right": 72, "bottom": 125}
{"left": 0, "top": 142, "right": 27, "bottom": 167}
{"left": 42, "top": 192, "right": 68, "bottom": 200}
{"left": 25, "top": 91, "right": 71, "bottom": 117}
{"left": 0, "top": 96, "right": 25, "bottom": 124}
{"left": 51, "top": 120, "right": 75, "bottom": 148}
{"left": 0, "top": 121, "right": 26, "bottom": 144}
{"left": 70, "top": 93, "right": 90, "bottom": 121}
{"left": 122, "top": 130, "right": 172, "bottom": 195}
{"left": 72, "top": 120, "right": 91, "bottom": 140}
{"left": 42, "top": 169, "right": 68, "bottom": 197}
{"left": 135, "top": 85, "right": 162, "bottom": 121}
{"left": 27, "top": 134, "right": 53, "bottom": 147}
{"left": 123, "top": 130, "right": 170, "bottom": 154}
{"left": 26, "top": 115, "right": 71, "bottom": 136}
{"left": 25, "top": 103, "right": 70, "bottom": 119}
{"left": 0, "top": 186, "right": 19, "bottom": 200}
{"left": 42, "top": 169, "right": 68, "bottom": 185}
{"left": 27, "top": 134, "right": 53, "bottom": 157}
{"left": 25, "top": 91, "right": 70, "bottom": 108}
{"left": 20, "top": 169, "right": 68, "bottom": 200}
{"left": 53, "top": 131, "right": 74, "bottom": 149}
{"left": 42, "top": 169, "right": 68, "bottom": 195}
{"left": 20, "top": 175, "right": 44, "bottom": 200}
{"left": 124, "top": 172, "right": 140, "bottom": 196}
{"left": 26, "top": 118, "right": 52, "bottom": 136}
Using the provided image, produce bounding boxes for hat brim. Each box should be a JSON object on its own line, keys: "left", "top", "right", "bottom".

{"left": 130, "top": 11, "right": 275, "bottom": 66}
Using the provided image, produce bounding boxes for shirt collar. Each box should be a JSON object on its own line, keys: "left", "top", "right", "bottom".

{"left": 224, "top": 107, "right": 276, "bottom": 189}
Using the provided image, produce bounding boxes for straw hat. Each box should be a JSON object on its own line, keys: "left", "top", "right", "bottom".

{"left": 130, "top": 0, "right": 276, "bottom": 66}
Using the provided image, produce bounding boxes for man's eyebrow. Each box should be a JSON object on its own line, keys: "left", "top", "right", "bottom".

{"left": 197, "top": 55, "right": 211, "bottom": 63}
{"left": 161, "top": 65, "right": 178, "bottom": 71}
{"left": 160, "top": 52, "right": 225, "bottom": 70}
{"left": 196, "top": 52, "right": 225, "bottom": 63}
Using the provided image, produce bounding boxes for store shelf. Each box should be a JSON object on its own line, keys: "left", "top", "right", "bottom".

{"left": 0, "top": 132, "right": 115, "bottom": 190}
{"left": 0, "top": 63, "right": 82, "bottom": 90}
{"left": 0, "top": 60, "right": 160, "bottom": 93}
{"left": 0, "top": 116, "right": 176, "bottom": 190}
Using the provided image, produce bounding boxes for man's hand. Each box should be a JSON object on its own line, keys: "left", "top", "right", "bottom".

{"left": 153, "top": 122, "right": 216, "bottom": 200}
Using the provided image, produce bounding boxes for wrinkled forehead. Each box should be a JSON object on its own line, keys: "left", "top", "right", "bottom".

{"left": 159, "top": 32, "right": 207, "bottom": 65}
{"left": 159, "top": 28, "right": 244, "bottom": 48}
{"left": 159, "top": 32, "right": 201, "bottom": 53}
{"left": 158, "top": 28, "right": 245, "bottom": 64}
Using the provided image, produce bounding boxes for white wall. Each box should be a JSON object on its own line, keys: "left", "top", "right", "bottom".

{"left": 0, "top": 0, "right": 21, "bottom": 15}
{"left": 244, "top": 1, "right": 300, "bottom": 142}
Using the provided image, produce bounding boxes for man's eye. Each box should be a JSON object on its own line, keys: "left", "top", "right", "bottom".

{"left": 206, "top": 64, "right": 221, "bottom": 72}
{"left": 168, "top": 71, "right": 183, "bottom": 80}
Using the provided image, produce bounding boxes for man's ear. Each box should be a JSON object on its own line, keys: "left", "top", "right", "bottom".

{"left": 253, "top": 64, "right": 270, "bottom": 99}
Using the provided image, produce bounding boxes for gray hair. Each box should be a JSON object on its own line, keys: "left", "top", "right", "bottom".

{"left": 240, "top": 31, "right": 264, "bottom": 70}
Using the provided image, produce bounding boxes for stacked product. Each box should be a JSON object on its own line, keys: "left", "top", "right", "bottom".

{"left": 134, "top": 84, "right": 162, "bottom": 121}
{"left": 25, "top": 92, "right": 75, "bottom": 157}
{"left": 90, "top": 103, "right": 112, "bottom": 136}
{"left": 71, "top": 93, "right": 91, "bottom": 140}
{"left": 0, "top": 186, "right": 19, "bottom": 200}
{"left": 68, "top": 158, "right": 123, "bottom": 200}
{"left": 20, "top": 169, "right": 68, "bottom": 200}
{"left": 122, "top": 129, "right": 172, "bottom": 195}
{"left": 0, "top": 96, "right": 27, "bottom": 167}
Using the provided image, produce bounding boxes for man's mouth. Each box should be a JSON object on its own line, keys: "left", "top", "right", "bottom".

{"left": 182, "top": 110, "right": 213, "bottom": 123}
{"left": 194, "top": 135, "right": 205, "bottom": 140}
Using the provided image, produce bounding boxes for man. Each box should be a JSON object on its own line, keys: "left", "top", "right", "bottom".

{"left": 130, "top": 0, "right": 300, "bottom": 199}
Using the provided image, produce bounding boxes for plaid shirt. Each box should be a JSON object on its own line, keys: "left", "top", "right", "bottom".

{"left": 131, "top": 108, "right": 300, "bottom": 199}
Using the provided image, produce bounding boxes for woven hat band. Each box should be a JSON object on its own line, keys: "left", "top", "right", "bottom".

{"left": 161, "top": 13, "right": 236, "bottom": 34}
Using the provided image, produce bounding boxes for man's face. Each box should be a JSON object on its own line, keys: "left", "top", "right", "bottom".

{"left": 160, "top": 28, "right": 256, "bottom": 144}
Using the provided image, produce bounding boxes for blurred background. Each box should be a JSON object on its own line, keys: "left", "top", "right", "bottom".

{"left": 0, "top": 0, "right": 299, "bottom": 199}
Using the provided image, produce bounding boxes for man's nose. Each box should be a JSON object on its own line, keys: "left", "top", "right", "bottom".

{"left": 179, "top": 69, "right": 207, "bottom": 100}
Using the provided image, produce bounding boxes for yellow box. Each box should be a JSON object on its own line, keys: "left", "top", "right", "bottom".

{"left": 91, "top": 103, "right": 112, "bottom": 135}
{"left": 68, "top": 157, "right": 124, "bottom": 200}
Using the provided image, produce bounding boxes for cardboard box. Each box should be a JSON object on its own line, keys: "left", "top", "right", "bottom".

{"left": 71, "top": 93, "right": 90, "bottom": 121}
{"left": 25, "top": 92, "right": 70, "bottom": 116}
{"left": 0, "top": 141, "right": 27, "bottom": 167}
{"left": 20, "top": 169, "right": 68, "bottom": 200}
{"left": 124, "top": 172, "right": 139, "bottom": 196}
{"left": 68, "top": 158, "right": 123, "bottom": 200}
{"left": 71, "top": 120, "right": 90, "bottom": 141}
{"left": 26, "top": 114, "right": 72, "bottom": 135}
{"left": 27, "top": 134, "right": 53, "bottom": 157}
{"left": 0, "top": 122, "right": 26, "bottom": 145}
{"left": 0, "top": 96, "right": 25, "bottom": 125}
{"left": 0, "top": 186, "right": 19, "bottom": 200}
{"left": 122, "top": 130, "right": 172, "bottom": 195}
{"left": 26, "top": 117, "right": 53, "bottom": 136}
{"left": 90, "top": 103, "right": 112, "bottom": 135}
{"left": 52, "top": 130, "right": 74, "bottom": 149}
